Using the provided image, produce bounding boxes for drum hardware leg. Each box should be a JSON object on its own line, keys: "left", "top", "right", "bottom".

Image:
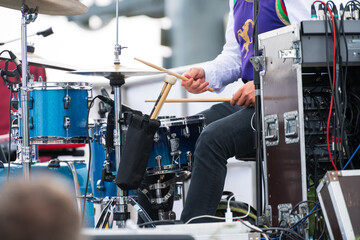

{"left": 142, "top": 182, "right": 175, "bottom": 206}
{"left": 95, "top": 198, "right": 116, "bottom": 228}
{"left": 158, "top": 209, "right": 176, "bottom": 221}
{"left": 127, "top": 197, "right": 155, "bottom": 227}
{"left": 65, "top": 161, "right": 83, "bottom": 214}
{"left": 143, "top": 179, "right": 177, "bottom": 221}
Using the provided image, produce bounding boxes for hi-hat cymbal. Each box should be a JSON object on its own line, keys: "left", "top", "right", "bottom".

{"left": 71, "top": 64, "right": 164, "bottom": 79}
{"left": 0, "top": 0, "right": 87, "bottom": 16}
{"left": 0, "top": 53, "right": 77, "bottom": 71}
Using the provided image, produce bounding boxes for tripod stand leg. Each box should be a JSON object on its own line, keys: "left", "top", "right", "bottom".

{"left": 128, "top": 197, "right": 155, "bottom": 227}
{"left": 95, "top": 199, "right": 114, "bottom": 228}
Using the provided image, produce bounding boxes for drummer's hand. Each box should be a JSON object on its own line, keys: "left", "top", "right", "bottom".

{"left": 230, "top": 81, "right": 255, "bottom": 108}
{"left": 181, "top": 67, "right": 210, "bottom": 94}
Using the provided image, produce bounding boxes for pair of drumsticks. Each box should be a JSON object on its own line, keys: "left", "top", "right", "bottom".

{"left": 134, "top": 57, "right": 230, "bottom": 117}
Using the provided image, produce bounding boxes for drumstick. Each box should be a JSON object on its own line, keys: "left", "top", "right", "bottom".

{"left": 149, "top": 82, "right": 168, "bottom": 117}
{"left": 146, "top": 98, "right": 231, "bottom": 103}
{"left": 150, "top": 83, "right": 173, "bottom": 119}
{"left": 134, "top": 57, "right": 214, "bottom": 92}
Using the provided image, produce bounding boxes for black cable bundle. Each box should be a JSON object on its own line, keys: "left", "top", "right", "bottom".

{"left": 0, "top": 50, "right": 22, "bottom": 182}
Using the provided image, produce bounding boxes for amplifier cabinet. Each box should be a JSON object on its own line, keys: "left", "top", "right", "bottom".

{"left": 317, "top": 170, "right": 360, "bottom": 240}
{"left": 259, "top": 23, "right": 306, "bottom": 226}
{"left": 258, "top": 21, "right": 360, "bottom": 226}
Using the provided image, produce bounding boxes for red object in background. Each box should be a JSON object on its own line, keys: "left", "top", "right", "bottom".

{"left": 0, "top": 60, "right": 85, "bottom": 162}
{"left": 0, "top": 60, "right": 46, "bottom": 135}
{"left": 37, "top": 144, "right": 85, "bottom": 150}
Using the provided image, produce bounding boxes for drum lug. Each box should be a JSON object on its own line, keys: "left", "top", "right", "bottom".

{"left": 153, "top": 132, "right": 160, "bottom": 142}
{"left": 29, "top": 117, "right": 34, "bottom": 129}
{"left": 63, "top": 116, "right": 71, "bottom": 138}
{"left": 186, "top": 151, "right": 192, "bottom": 170}
{"left": 28, "top": 97, "right": 34, "bottom": 110}
{"left": 170, "top": 134, "right": 181, "bottom": 157}
{"left": 183, "top": 126, "right": 190, "bottom": 138}
{"left": 156, "top": 155, "right": 162, "bottom": 168}
{"left": 96, "top": 179, "right": 105, "bottom": 192}
{"left": 63, "top": 94, "right": 71, "bottom": 109}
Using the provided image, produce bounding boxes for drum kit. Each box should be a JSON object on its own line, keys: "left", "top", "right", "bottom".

{"left": 0, "top": 0, "right": 206, "bottom": 228}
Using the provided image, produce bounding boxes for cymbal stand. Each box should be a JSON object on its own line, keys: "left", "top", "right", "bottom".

{"left": 107, "top": 74, "right": 127, "bottom": 228}
{"left": 107, "top": 76, "right": 154, "bottom": 228}
{"left": 20, "top": 5, "right": 38, "bottom": 181}
{"left": 109, "top": 0, "right": 129, "bottom": 228}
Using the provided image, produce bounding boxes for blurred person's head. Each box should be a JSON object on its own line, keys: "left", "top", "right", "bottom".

{"left": 0, "top": 174, "right": 81, "bottom": 240}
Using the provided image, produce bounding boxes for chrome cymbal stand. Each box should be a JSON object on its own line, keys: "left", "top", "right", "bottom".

{"left": 111, "top": 0, "right": 128, "bottom": 228}
{"left": 20, "top": 4, "right": 37, "bottom": 181}
{"left": 108, "top": 74, "right": 127, "bottom": 228}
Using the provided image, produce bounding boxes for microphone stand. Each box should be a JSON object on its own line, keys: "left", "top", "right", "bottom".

{"left": 250, "top": 0, "right": 266, "bottom": 226}
{"left": 20, "top": 5, "right": 38, "bottom": 181}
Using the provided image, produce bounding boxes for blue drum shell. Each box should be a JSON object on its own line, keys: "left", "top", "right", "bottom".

{"left": 90, "top": 119, "right": 117, "bottom": 199}
{"left": 19, "top": 82, "right": 91, "bottom": 144}
{"left": 89, "top": 119, "right": 136, "bottom": 199}
{"left": 0, "top": 162, "right": 94, "bottom": 228}
{"left": 147, "top": 115, "right": 205, "bottom": 175}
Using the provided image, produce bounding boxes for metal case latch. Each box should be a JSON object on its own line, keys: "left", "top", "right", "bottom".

{"left": 284, "top": 111, "right": 299, "bottom": 144}
{"left": 278, "top": 49, "right": 297, "bottom": 59}
{"left": 264, "top": 114, "right": 279, "bottom": 146}
{"left": 278, "top": 41, "right": 301, "bottom": 63}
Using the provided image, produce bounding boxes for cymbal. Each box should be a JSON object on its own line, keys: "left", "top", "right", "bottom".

{"left": 71, "top": 64, "right": 164, "bottom": 79}
{"left": 0, "top": 53, "right": 77, "bottom": 71}
{"left": 0, "top": 0, "right": 88, "bottom": 16}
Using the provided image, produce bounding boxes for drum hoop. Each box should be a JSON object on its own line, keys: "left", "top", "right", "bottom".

{"left": 29, "top": 82, "right": 93, "bottom": 90}
{"left": 147, "top": 163, "right": 191, "bottom": 175}
{"left": 92, "top": 118, "right": 108, "bottom": 125}
{"left": 160, "top": 114, "right": 205, "bottom": 127}
{"left": 29, "top": 136, "right": 89, "bottom": 144}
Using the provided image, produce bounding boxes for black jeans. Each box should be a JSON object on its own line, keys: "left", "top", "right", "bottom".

{"left": 180, "top": 102, "right": 255, "bottom": 223}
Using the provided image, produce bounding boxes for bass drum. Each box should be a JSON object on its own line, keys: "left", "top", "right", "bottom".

{"left": 89, "top": 118, "right": 136, "bottom": 199}
{"left": 89, "top": 118, "right": 117, "bottom": 199}
{"left": 0, "top": 161, "right": 94, "bottom": 228}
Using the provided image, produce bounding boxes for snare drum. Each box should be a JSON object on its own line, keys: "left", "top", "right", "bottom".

{"left": 147, "top": 115, "right": 205, "bottom": 175}
{"left": 19, "top": 82, "right": 92, "bottom": 144}
{"left": 0, "top": 161, "right": 95, "bottom": 227}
